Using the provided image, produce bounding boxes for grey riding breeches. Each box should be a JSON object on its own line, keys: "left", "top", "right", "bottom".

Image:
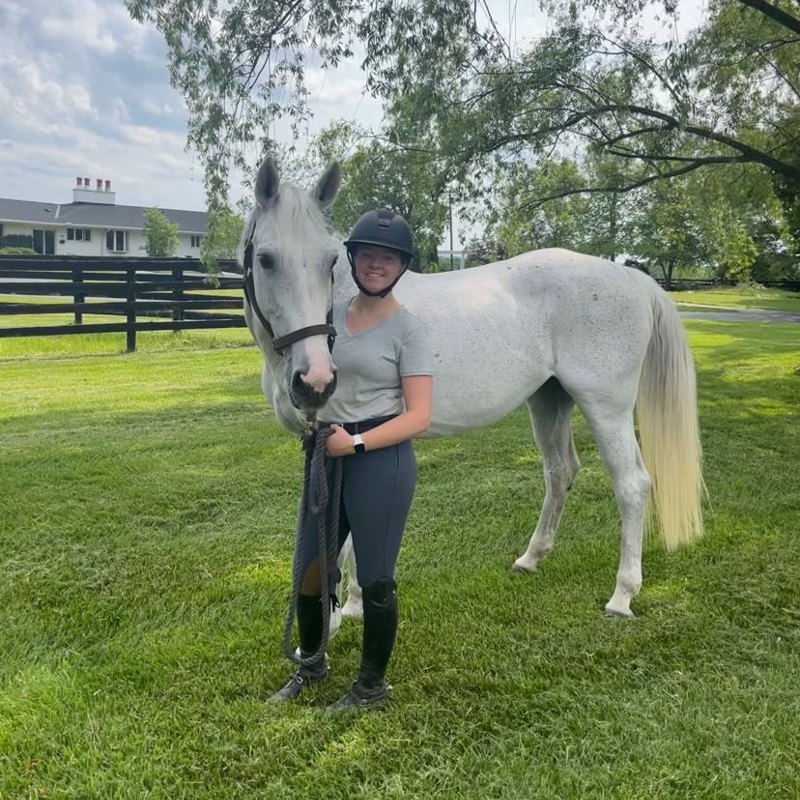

{"left": 297, "top": 439, "right": 418, "bottom": 588}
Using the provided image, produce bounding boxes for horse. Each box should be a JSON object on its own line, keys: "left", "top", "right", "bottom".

{"left": 239, "top": 158, "right": 704, "bottom": 622}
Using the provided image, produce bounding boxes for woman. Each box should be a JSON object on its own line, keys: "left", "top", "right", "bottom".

{"left": 270, "top": 208, "right": 434, "bottom": 710}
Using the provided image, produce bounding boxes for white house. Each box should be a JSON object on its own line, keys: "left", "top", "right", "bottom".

{"left": 0, "top": 177, "right": 207, "bottom": 257}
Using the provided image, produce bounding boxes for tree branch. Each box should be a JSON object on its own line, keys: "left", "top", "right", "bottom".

{"left": 519, "top": 158, "right": 749, "bottom": 210}
{"left": 736, "top": 0, "right": 800, "bottom": 36}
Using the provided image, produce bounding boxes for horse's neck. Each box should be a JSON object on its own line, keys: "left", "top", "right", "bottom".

{"left": 333, "top": 245, "right": 353, "bottom": 302}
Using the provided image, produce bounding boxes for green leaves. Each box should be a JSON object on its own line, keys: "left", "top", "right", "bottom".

{"left": 128, "top": 0, "right": 800, "bottom": 282}
{"left": 143, "top": 208, "right": 180, "bottom": 257}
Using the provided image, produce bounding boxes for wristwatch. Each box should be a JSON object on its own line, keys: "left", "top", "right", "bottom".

{"left": 352, "top": 434, "right": 366, "bottom": 454}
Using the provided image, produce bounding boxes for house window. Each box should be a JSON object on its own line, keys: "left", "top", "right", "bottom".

{"left": 106, "top": 230, "right": 127, "bottom": 252}
{"left": 190, "top": 235, "right": 202, "bottom": 248}
{"left": 32, "top": 229, "right": 56, "bottom": 255}
{"left": 67, "top": 228, "right": 92, "bottom": 241}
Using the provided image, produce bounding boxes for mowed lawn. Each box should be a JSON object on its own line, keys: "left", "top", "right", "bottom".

{"left": 670, "top": 285, "right": 800, "bottom": 312}
{"left": 0, "top": 316, "right": 798, "bottom": 799}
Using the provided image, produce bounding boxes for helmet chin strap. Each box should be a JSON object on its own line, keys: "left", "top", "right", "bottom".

{"left": 347, "top": 252, "right": 408, "bottom": 298}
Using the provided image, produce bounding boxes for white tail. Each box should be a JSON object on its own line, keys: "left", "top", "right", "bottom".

{"left": 636, "top": 288, "right": 705, "bottom": 550}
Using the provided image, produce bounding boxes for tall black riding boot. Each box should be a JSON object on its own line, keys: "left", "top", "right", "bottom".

{"left": 327, "top": 578, "right": 397, "bottom": 711}
{"left": 269, "top": 593, "right": 329, "bottom": 702}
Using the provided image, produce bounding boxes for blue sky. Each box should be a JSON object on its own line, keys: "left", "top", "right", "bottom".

{"left": 0, "top": 0, "right": 383, "bottom": 212}
{"left": 0, "top": 0, "right": 705, "bottom": 244}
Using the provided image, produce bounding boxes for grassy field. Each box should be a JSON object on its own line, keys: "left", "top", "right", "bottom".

{"left": 670, "top": 285, "right": 800, "bottom": 312}
{"left": 1, "top": 316, "right": 799, "bottom": 799}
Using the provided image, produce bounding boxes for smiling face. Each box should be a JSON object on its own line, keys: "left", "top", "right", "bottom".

{"left": 353, "top": 244, "right": 405, "bottom": 295}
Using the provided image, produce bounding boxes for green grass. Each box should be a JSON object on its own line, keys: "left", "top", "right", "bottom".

{"left": 671, "top": 285, "right": 800, "bottom": 312}
{"left": 1, "top": 321, "right": 799, "bottom": 798}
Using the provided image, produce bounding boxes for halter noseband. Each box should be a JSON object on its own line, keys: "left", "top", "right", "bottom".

{"left": 242, "top": 233, "right": 336, "bottom": 355}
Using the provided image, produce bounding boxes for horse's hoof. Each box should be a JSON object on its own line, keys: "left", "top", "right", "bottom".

{"left": 512, "top": 558, "right": 537, "bottom": 574}
{"left": 341, "top": 600, "right": 363, "bottom": 619}
{"left": 604, "top": 605, "right": 635, "bottom": 619}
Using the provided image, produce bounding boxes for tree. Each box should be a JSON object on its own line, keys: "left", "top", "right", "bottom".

{"left": 201, "top": 205, "right": 244, "bottom": 272}
{"left": 490, "top": 159, "right": 591, "bottom": 255}
{"left": 463, "top": 233, "right": 509, "bottom": 267}
{"left": 127, "top": 0, "right": 800, "bottom": 189}
{"left": 334, "top": 143, "right": 447, "bottom": 271}
{"left": 127, "top": 0, "right": 800, "bottom": 278}
{"left": 282, "top": 119, "right": 450, "bottom": 270}
{"left": 627, "top": 177, "right": 710, "bottom": 289}
{"left": 142, "top": 208, "right": 180, "bottom": 257}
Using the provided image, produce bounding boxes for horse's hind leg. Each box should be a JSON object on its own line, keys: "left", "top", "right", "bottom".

{"left": 578, "top": 400, "right": 651, "bottom": 618}
{"left": 514, "top": 378, "right": 580, "bottom": 573}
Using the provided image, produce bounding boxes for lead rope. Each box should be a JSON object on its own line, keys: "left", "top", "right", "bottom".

{"left": 282, "top": 425, "right": 343, "bottom": 668}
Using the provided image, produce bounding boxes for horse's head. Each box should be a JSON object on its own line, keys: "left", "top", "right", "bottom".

{"left": 240, "top": 159, "right": 341, "bottom": 413}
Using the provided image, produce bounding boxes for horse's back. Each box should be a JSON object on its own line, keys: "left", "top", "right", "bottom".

{"left": 378, "top": 249, "right": 659, "bottom": 434}
{"left": 398, "top": 248, "right": 655, "bottom": 316}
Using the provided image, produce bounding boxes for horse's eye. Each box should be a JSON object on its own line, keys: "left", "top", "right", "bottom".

{"left": 330, "top": 255, "right": 338, "bottom": 270}
{"left": 259, "top": 253, "right": 275, "bottom": 271}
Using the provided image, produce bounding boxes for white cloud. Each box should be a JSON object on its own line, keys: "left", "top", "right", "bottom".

{"left": 141, "top": 98, "right": 179, "bottom": 116}
{"left": 40, "top": 15, "right": 119, "bottom": 54}
{"left": 120, "top": 124, "right": 169, "bottom": 147}
{"left": 0, "top": 0, "right": 206, "bottom": 210}
{"left": 0, "top": 1, "right": 379, "bottom": 213}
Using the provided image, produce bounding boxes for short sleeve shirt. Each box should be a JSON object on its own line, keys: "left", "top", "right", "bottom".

{"left": 319, "top": 297, "right": 433, "bottom": 423}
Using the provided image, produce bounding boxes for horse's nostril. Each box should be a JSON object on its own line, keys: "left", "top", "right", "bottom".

{"left": 296, "top": 370, "right": 335, "bottom": 394}
{"left": 290, "top": 371, "right": 337, "bottom": 407}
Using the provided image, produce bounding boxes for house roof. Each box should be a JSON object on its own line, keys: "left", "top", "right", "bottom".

{"left": 0, "top": 198, "right": 207, "bottom": 233}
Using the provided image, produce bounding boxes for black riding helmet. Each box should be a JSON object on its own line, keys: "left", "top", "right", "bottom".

{"left": 344, "top": 209, "right": 414, "bottom": 297}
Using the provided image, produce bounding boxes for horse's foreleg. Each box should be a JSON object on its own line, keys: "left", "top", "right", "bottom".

{"left": 581, "top": 404, "right": 651, "bottom": 618}
{"left": 514, "top": 379, "right": 579, "bottom": 573}
{"left": 337, "top": 534, "right": 363, "bottom": 618}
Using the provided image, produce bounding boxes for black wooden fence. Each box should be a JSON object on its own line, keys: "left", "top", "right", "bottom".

{"left": 0, "top": 255, "right": 247, "bottom": 352}
{"left": 2, "top": 256, "right": 798, "bottom": 353}
{"left": 653, "top": 277, "right": 800, "bottom": 292}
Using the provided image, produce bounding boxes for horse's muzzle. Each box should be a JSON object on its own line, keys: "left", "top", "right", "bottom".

{"left": 289, "top": 370, "right": 337, "bottom": 410}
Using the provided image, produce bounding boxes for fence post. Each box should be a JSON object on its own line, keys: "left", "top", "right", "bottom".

{"left": 126, "top": 266, "right": 136, "bottom": 352}
{"left": 172, "top": 263, "right": 183, "bottom": 329}
{"left": 73, "top": 265, "right": 84, "bottom": 325}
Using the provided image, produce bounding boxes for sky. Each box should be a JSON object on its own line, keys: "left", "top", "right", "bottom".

{"left": 0, "top": 0, "right": 385, "bottom": 214}
{"left": 0, "top": 0, "right": 706, "bottom": 242}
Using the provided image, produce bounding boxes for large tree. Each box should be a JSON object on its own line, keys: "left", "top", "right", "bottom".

{"left": 261, "top": 117, "right": 449, "bottom": 269}
{"left": 127, "top": 0, "right": 800, "bottom": 271}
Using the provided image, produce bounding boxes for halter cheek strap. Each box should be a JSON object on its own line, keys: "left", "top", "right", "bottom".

{"left": 242, "top": 233, "right": 336, "bottom": 355}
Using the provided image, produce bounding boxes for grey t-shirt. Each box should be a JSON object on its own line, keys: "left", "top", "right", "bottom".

{"left": 320, "top": 297, "right": 433, "bottom": 423}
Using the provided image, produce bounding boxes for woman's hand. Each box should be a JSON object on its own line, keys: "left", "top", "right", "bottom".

{"left": 325, "top": 424, "right": 356, "bottom": 458}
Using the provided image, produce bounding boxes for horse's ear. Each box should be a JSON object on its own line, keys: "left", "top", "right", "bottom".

{"left": 314, "top": 162, "right": 341, "bottom": 210}
{"left": 255, "top": 159, "right": 280, "bottom": 207}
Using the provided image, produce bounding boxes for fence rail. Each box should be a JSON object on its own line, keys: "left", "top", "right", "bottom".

{"left": 2, "top": 256, "right": 798, "bottom": 352}
{"left": 0, "top": 255, "right": 247, "bottom": 352}
{"left": 653, "top": 277, "right": 800, "bottom": 292}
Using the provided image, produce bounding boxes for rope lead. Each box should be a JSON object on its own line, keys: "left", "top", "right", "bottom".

{"left": 282, "top": 426, "right": 343, "bottom": 667}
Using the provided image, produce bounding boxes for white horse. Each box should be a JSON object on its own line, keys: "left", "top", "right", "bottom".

{"left": 240, "top": 159, "right": 704, "bottom": 622}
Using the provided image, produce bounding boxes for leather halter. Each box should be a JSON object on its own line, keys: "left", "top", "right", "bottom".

{"left": 242, "top": 232, "right": 336, "bottom": 355}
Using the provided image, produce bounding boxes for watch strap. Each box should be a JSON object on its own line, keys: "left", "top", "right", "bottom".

{"left": 352, "top": 434, "right": 366, "bottom": 454}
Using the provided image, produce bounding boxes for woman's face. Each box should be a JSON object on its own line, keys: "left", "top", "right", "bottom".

{"left": 353, "top": 245, "right": 404, "bottom": 294}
